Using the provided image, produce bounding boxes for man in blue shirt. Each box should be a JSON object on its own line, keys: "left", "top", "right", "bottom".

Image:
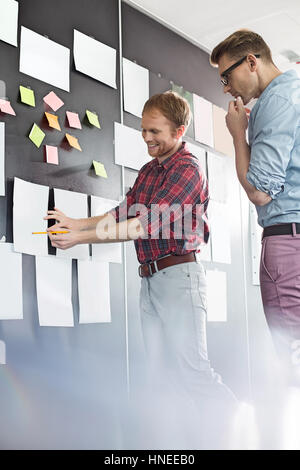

{"left": 210, "top": 30, "right": 300, "bottom": 383}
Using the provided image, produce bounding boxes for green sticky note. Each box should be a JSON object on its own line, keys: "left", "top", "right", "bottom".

{"left": 86, "top": 110, "right": 101, "bottom": 129}
{"left": 29, "top": 123, "right": 45, "bottom": 148}
{"left": 20, "top": 86, "right": 36, "bottom": 107}
{"left": 93, "top": 160, "right": 107, "bottom": 178}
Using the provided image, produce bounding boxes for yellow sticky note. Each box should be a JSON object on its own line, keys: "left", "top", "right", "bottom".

{"left": 29, "top": 124, "right": 45, "bottom": 148}
{"left": 65, "top": 133, "right": 82, "bottom": 151}
{"left": 45, "top": 112, "right": 61, "bottom": 131}
{"left": 20, "top": 86, "right": 35, "bottom": 107}
{"left": 86, "top": 110, "right": 101, "bottom": 129}
{"left": 93, "top": 160, "right": 107, "bottom": 178}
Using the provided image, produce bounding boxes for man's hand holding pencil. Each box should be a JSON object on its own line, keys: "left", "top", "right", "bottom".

{"left": 40, "top": 208, "right": 83, "bottom": 250}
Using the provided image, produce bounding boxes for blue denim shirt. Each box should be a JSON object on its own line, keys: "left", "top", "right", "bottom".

{"left": 247, "top": 70, "right": 300, "bottom": 227}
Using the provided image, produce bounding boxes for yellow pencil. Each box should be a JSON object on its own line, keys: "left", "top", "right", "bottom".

{"left": 32, "top": 231, "right": 70, "bottom": 234}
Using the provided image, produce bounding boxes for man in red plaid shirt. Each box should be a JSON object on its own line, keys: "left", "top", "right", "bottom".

{"left": 46, "top": 91, "right": 236, "bottom": 448}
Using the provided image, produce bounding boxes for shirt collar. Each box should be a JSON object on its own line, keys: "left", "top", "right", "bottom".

{"left": 151, "top": 142, "right": 190, "bottom": 170}
{"left": 254, "top": 70, "right": 298, "bottom": 107}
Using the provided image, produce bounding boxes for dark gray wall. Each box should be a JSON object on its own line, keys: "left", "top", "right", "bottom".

{"left": 0, "top": 0, "right": 255, "bottom": 450}
{"left": 0, "top": 0, "right": 126, "bottom": 450}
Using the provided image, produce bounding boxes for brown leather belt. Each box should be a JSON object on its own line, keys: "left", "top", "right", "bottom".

{"left": 138, "top": 252, "right": 199, "bottom": 278}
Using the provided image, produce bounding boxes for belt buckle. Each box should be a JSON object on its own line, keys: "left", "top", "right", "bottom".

{"left": 139, "top": 262, "right": 154, "bottom": 278}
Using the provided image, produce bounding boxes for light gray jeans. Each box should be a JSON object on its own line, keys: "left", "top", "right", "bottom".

{"left": 139, "top": 260, "right": 237, "bottom": 429}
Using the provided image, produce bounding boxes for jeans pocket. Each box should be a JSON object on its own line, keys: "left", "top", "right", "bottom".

{"left": 159, "top": 262, "right": 190, "bottom": 279}
{"left": 191, "top": 271, "right": 207, "bottom": 310}
{"left": 261, "top": 238, "right": 280, "bottom": 283}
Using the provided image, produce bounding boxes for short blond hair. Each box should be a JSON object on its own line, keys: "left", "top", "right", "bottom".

{"left": 143, "top": 91, "right": 191, "bottom": 130}
{"left": 210, "top": 29, "right": 274, "bottom": 65}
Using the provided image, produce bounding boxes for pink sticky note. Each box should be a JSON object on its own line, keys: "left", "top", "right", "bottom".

{"left": 66, "top": 111, "right": 82, "bottom": 129}
{"left": 45, "top": 145, "right": 59, "bottom": 165}
{"left": 0, "top": 99, "right": 16, "bottom": 116}
{"left": 43, "top": 91, "right": 64, "bottom": 112}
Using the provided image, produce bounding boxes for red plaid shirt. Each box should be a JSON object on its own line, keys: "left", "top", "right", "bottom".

{"left": 112, "top": 142, "right": 209, "bottom": 264}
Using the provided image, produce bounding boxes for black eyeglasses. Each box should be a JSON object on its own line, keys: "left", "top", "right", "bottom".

{"left": 220, "top": 54, "right": 260, "bottom": 86}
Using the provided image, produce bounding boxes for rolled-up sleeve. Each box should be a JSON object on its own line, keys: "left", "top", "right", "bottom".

{"left": 247, "top": 94, "right": 298, "bottom": 199}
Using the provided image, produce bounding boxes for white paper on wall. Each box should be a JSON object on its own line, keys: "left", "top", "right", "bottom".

{"left": 13, "top": 177, "right": 49, "bottom": 256}
{"left": 206, "top": 270, "right": 227, "bottom": 322}
{"left": 212, "top": 104, "right": 234, "bottom": 157}
{"left": 193, "top": 94, "right": 214, "bottom": 148}
{"left": 0, "top": 340, "right": 5, "bottom": 364}
{"left": 199, "top": 239, "right": 212, "bottom": 262}
{"left": 207, "top": 151, "right": 228, "bottom": 203}
{"left": 78, "top": 258, "right": 111, "bottom": 324}
{"left": 73, "top": 29, "right": 116, "bottom": 89}
{"left": 114, "top": 122, "right": 150, "bottom": 171}
{"left": 0, "top": 0, "right": 18, "bottom": 47}
{"left": 53, "top": 188, "right": 89, "bottom": 260}
{"left": 35, "top": 256, "right": 74, "bottom": 327}
{"left": 0, "top": 243, "right": 23, "bottom": 319}
{"left": 20, "top": 26, "right": 70, "bottom": 92}
{"left": 186, "top": 141, "right": 207, "bottom": 176}
{"left": 91, "top": 195, "right": 122, "bottom": 264}
{"left": 0, "top": 123, "right": 5, "bottom": 196}
{"left": 250, "top": 202, "right": 263, "bottom": 286}
{"left": 123, "top": 58, "right": 149, "bottom": 118}
{"left": 209, "top": 200, "right": 231, "bottom": 264}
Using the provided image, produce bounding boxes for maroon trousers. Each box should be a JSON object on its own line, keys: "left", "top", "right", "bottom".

{"left": 260, "top": 229, "right": 300, "bottom": 376}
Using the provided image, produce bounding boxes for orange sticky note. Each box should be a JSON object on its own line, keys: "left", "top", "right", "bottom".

{"left": 45, "top": 112, "right": 61, "bottom": 131}
{"left": 45, "top": 145, "right": 59, "bottom": 165}
{"left": 65, "top": 133, "right": 82, "bottom": 151}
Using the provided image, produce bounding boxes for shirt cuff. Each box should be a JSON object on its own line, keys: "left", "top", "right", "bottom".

{"left": 246, "top": 171, "right": 284, "bottom": 199}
